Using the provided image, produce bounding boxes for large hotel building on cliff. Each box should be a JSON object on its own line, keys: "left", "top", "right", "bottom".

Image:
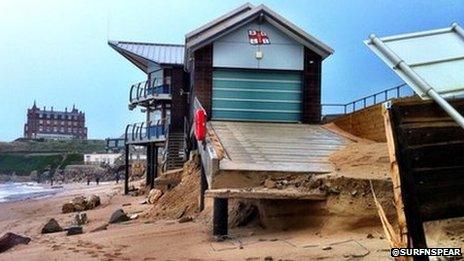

{"left": 23, "top": 101, "right": 87, "bottom": 139}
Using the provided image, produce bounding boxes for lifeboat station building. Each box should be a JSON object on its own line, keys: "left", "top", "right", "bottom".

{"left": 110, "top": 3, "right": 347, "bottom": 236}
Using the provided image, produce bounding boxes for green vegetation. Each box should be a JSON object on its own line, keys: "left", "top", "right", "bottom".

{"left": 0, "top": 139, "right": 105, "bottom": 154}
{"left": 0, "top": 153, "right": 83, "bottom": 176}
{"left": 0, "top": 139, "right": 104, "bottom": 177}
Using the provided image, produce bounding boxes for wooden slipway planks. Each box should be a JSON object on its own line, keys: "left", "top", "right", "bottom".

{"left": 210, "top": 121, "right": 348, "bottom": 173}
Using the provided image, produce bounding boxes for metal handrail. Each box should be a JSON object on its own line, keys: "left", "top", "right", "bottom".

{"left": 129, "top": 77, "right": 172, "bottom": 104}
{"left": 322, "top": 83, "right": 411, "bottom": 115}
{"left": 124, "top": 120, "right": 169, "bottom": 143}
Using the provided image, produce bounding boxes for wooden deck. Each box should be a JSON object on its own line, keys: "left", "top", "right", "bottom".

{"left": 210, "top": 121, "right": 348, "bottom": 173}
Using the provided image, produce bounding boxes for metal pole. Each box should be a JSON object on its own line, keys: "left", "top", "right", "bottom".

{"left": 213, "top": 198, "right": 228, "bottom": 236}
{"left": 151, "top": 144, "right": 157, "bottom": 190}
{"left": 146, "top": 144, "right": 151, "bottom": 187}
{"left": 369, "top": 34, "right": 464, "bottom": 129}
{"left": 199, "top": 164, "right": 208, "bottom": 211}
{"left": 124, "top": 145, "right": 129, "bottom": 195}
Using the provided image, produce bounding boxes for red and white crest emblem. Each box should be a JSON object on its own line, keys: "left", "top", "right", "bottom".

{"left": 248, "top": 30, "right": 270, "bottom": 45}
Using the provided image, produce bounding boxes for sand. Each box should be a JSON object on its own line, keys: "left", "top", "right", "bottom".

{"left": 0, "top": 141, "right": 461, "bottom": 260}
{"left": 0, "top": 180, "right": 393, "bottom": 260}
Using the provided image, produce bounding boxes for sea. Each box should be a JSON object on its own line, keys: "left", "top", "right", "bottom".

{"left": 0, "top": 182, "right": 60, "bottom": 203}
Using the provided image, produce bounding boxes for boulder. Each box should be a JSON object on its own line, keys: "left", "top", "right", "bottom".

{"left": 66, "top": 226, "right": 83, "bottom": 236}
{"left": 264, "top": 179, "right": 276, "bottom": 189}
{"left": 86, "top": 195, "right": 101, "bottom": 209}
{"left": 148, "top": 189, "right": 163, "bottom": 204}
{"left": 41, "top": 218, "right": 63, "bottom": 234}
{"left": 109, "top": 209, "right": 130, "bottom": 224}
{"left": 0, "top": 233, "right": 31, "bottom": 253}
{"left": 62, "top": 202, "right": 75, "bottom": 214}
{"left": 71, "top": 196, "right": 88, "bottom": 212}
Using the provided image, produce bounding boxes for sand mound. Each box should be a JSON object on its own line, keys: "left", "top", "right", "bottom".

{"left": 330, "top": 141, "right": 390, "bottom": 180}
{"left": 149, "top": 155, "right": 200, "bottom": 220}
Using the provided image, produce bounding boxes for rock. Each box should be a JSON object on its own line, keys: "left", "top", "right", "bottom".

{"left": 264, "top": 179, "right": 276, "bottom": 189}
{"left": 367, "top": 233, "right": 374, "bottom": 239}
{"left": 130, "top": 214, "right": 139, "bottom": 220}
{"left": 66, "top": 226, "right": 83, "bottom": 236}
{"left": 41, "top": 218, "right": 63, "bottom": 234}
{"left": 0, "top": 233, "right": 31, "bottom": 253}
{"left": 322, "top": 246, "right": 332, "bottom": 250}
{"left": 109, "top": 209, "right": 130, "bottom": 224}
{"left": 74, "top": 213, "right": 88, "bottom": 226}
{"left": 351, "top": 190, "right": 358, "bottom": 196}
{"left": 264, "top": 256, "right": 273, "bottom": 261}
{"left": 122, "top": 203, "right": 132, "bottom": 207}
{"left": 140, "top": 200, "right": 148, "bottom": 205}
{"left": 72, "top": 196, "right": 88, "bottom": 212}
{"left": 90, "top": 224, "right": 108, "bottom": 233}
{"left": 86, "top": 195, "right": 101, "bottom": 209}
{"left": 148, "top": 189, "right": 163, "bottom": 204}
{"left": 62, "top": 202, "right": 75, "bottom": 213}
{"left": 178, "top": 216, "right": 193, "bottom": 223}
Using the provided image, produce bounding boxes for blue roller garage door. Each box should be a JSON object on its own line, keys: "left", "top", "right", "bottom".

{"left": 212, "top": 69, "right": 302, "bottom": 122}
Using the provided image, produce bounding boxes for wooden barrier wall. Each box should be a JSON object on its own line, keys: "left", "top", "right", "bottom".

{"left": 331, "top": 104, "right": 386, "bottom": 142}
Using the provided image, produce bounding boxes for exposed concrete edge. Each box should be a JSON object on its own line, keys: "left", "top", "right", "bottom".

{"left": 206, "top": 188, "right": 327, "bottom": 200}
{"left": 197, "top": 136, "right": 220, "bottom": 187}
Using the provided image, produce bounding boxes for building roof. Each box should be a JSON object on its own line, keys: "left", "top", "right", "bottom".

{"left": 365, "top": 23, "right": 464, "bottom": 99}
{"left": 184, "top": 3, "right": 334, "bottom": 69}
{"left": 108, "top": 41, "right": 185, "bottom": 73}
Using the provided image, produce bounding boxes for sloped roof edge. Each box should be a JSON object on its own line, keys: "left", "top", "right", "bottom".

{"left": 185, "top": 4, "right": 334, "bottom": 65}
{"left": 185, "top": 2, "right": 255, "bottom": 41}
{"left": 108, "top": 40, "right": 185, "bottom": 72}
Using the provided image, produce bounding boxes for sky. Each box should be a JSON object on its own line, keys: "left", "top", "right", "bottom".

{"left": 0, "top": 0, "right": 463, "bottom": 141}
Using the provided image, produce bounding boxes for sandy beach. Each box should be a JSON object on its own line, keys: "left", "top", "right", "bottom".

{"left": 0, "top": 179, "right": 397, "bottom": 261}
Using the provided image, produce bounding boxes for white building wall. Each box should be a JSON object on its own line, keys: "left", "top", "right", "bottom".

{"left": 213, "top": 20, "right": 304, "bottom": 70}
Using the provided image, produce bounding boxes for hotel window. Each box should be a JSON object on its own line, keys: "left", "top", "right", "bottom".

{"left": 46, "top": 120, "right": 50, "bottom": 124}
{"left": 39, "top": 126, "right": 43, "bottom": 131}
{"left": 74, "top": 122, "right": 77, "bottom": 126}
{"left": 53, "top": 127, "right": 57, "bottom": 132}
{"left": 60, "top": 127, "right": 64, "bottom": 132}
{"left": 61, "top": 121, "right": 64, "bottom": 126}
{"left": 39, "top": 120, "right": 43, "bottom": 124}
{"left": 39, "top": 113, "right": 43, "bottom": 118}
{"left": 68, "top": 121, "right": 71, "bottom": 126}
{"left": 46, "top": 114, "right": 50, "bottom": 119}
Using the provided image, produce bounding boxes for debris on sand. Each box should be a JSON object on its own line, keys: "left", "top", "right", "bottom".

{"left": 109, "top": 209, "right": 130, "bottom": 224}
{"left": 178, "top": 216, "right": 193, "bottom": 223}
{"left": 149, "top": 156, "right": 200, "bottom": 219}
{"left": 62, "top": 195, "right": 101, "bottom": 213}
{"left": 322, "top": 246, "right": 332, "bottom": 250}
{"left": 0, "top": 233, "right": 31, "bottom": 253}
{"left": 66, "top": 226, "right": 83, "bottom": 236}
{"left": 41, "top": 218, "right": 63, "bottom": 234}
{"left": 74, "top": 213, "right": 88, "bottom": 226}
{"left": 90, "top": 224, "right": 108, "bottom": 233}
{"left": 148, "top": 189, "right": 163, "bottom": 204}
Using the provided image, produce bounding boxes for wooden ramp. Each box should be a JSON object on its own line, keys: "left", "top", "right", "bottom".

{"left": 211, "top": 121, "right": 347, "bottom": 173}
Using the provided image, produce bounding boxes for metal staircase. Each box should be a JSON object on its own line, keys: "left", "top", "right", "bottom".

{"left": 163, "top": 132, "right": 186, "bottom": 171}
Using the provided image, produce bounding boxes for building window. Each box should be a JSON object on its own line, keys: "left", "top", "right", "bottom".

{"left": 39, "top": 126, "right": 43, "bottom": 131}
{"left": 73, "top": 122, "right": 77, "bottom": 126}
{"left": 46, "top": 114, "right": 50, "bottom": 119}
{"left": 61, "top": 121, "right": 64, "bottom": 126}
{"left": 46, "top": 120, "right": 50, "bottom": 124}
{"left": 39, "top": 113, "right": 43, "bottom": 118}
{"left": 68, "top": 121, "right": 71, "bottom": 126}
{"left": 39, "top": 120, "right": 43, "bottom": 124}
{"left": 53, "top": 127, "right": 57, "bottom": 132}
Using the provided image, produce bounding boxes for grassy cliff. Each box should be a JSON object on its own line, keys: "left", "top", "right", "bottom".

{"left": 0, "top": 139, "right": 105, "bottom": 177}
